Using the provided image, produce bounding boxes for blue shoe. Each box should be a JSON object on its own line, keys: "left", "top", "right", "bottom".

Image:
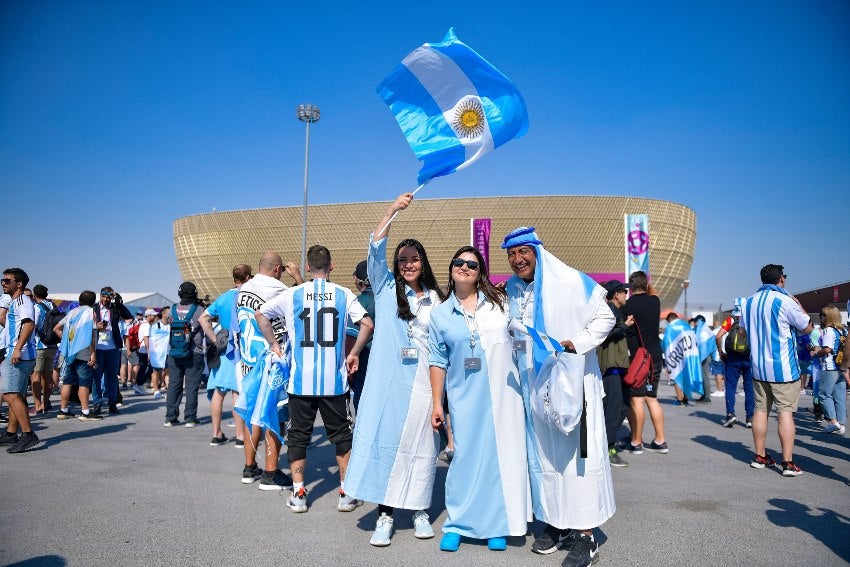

{"left": 488, "top": 537, "right": 507, "bottom": 551}
{"left": 440, "top": 532, "right": 461, "bottom": 552}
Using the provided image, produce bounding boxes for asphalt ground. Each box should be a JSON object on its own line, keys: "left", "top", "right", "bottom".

{"left": 1, "top": 380, "right": 848, "bottom": 567}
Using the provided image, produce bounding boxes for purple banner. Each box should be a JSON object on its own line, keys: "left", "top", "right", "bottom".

{"left": 472, "top": 218, "right": 491, "bottom": 271}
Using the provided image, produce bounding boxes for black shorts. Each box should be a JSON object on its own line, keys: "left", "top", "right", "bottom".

{"left": 286, "top": 393, "right": 353, "bottom": 450}
{"left": 630, "top": 366, "right": 662, "bottom": 399}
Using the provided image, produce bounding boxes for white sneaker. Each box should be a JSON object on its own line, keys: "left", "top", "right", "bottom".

{"left": 413, "top": 510, "right": 434, "bottom": 539}
{"left": 287, "top": 487, "right": 308, "bottom": 513}
{"left": 370, "top": 513, "right": 394, "bottom": 546}
{"left": 337, "top": 491, "right": 363, "bottom": 512}
{"left": 153, "top": 391, "right": 163, "bottom": 400}
{"left": 834, "top": 424, "right": 846, "bottom": 435}
{"left": 823, "top": 423, "right": 839, "bottom": 433}
{"left": 710, "top": 390, "right": 726, "bottom": 398}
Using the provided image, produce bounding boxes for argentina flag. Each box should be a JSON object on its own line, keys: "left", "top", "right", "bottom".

{"left": 377, "top": 28, "right": 529, "bottom": 184}
{"left": 234, "top": 350, "right": 290, "bottom": 439}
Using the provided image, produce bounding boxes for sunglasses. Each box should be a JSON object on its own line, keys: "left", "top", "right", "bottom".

{"left": 101, "top": 291, "right": 113, "bottom": 296}
{"left": 0, "top": 278, "right": 15, "bottom": 285}
{"left": 451, "top": 258, "right": 480, "bottom": 270}
{"left": 782, "top": 274, "right": 788, "bottom": 279}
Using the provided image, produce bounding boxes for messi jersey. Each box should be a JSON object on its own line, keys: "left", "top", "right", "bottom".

{"left": 260, "top": 279, "right": 367, "bottom": 397}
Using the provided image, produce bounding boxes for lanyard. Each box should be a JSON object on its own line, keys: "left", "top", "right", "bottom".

{"left": 519, "top": 287, "right": 534, "bottom": 321}
{"left": 407, "top": 297, "right": 425, "bottom": 344}
{"left": 461, "top": 302, "right": 478, "bottom": 353}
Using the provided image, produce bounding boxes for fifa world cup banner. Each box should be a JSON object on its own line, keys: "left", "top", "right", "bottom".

{"left": 472, "top": 218, "right": 491, "bottom": 271}
{"left": 625, "top": 214, "right": 650, "bottom": 277}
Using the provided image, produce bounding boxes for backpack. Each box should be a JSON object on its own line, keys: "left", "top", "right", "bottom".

{"left": 835, "top": 328, "right": 847, "bottom": 367}
{"left": 126, "top": 321, "right": 141, "bottom": 352}
{"left": 169, "top": 303, "right": 198, "bottom": 358}
{"left": 36, "top": 303, "right": 65, "bottom": 347}
{"left": 725, "top": 321, "right": 749, "bottom": 355}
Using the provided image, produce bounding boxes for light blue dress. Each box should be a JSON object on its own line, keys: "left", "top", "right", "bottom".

{"left": 428, "top": 292, "right": 529, "bottom": 539}
{"left": 345, "top": 236, "right": 440, "bottom": 509}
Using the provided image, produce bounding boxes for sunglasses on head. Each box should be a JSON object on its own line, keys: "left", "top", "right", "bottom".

{"left": 451, "top": 258, "right": 480, "bottom": 270}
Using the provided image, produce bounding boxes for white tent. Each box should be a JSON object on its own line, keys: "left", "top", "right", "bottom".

{"left": 49, "top": 292, "right": 175, "bottom": 312}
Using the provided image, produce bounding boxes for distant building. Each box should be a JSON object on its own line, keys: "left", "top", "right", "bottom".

{"left": 49, "top": 292, "right": 175, "bottom": 312}
{"left": 173, "top": 195, "right": 696, "bottom": 309}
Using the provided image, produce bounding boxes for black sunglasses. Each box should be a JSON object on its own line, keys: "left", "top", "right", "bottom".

{"left": 782, "top": 274, "right": 788, "bottom": 279}
{"left": 0, "top": 278, "right": 15, "bottom": 285}
{"left": 451, "top": 258, "right": 480, "bottom": 270}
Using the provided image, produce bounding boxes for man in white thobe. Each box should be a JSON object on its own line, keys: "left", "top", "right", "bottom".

{"left": 502, "top": 227, "right": 616, "bottom": 567}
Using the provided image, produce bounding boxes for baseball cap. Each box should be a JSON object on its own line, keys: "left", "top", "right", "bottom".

{"left": 603, "top": 280, "right": 631, "bottom": 299}
{"left": 353, "top": 261, "right": 368, "bottom": 282}
{"left": 144, "top": 308, "right": 158, "bottom": 317}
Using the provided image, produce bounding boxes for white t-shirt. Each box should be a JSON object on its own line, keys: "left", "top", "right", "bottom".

{"left": 138, "top": 320, "right": 151, "bottom": 354}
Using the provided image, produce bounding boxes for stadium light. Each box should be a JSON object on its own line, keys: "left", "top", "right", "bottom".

{"left": 297, "top": 104, "right": 320, "bottom": 275}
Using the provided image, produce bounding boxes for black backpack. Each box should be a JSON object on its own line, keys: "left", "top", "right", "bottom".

{"left": 36, "top": 303, "right": 65, "bottom": 347}
{"left": 725, "top": 321, "right": 749, "bottom": 355}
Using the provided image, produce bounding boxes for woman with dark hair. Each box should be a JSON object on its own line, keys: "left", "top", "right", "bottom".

{"left": 345, "top": 193, "right": 447, "bottom": 547}
{"left": 428, "top": 245, "right": 529, "bottom": 552}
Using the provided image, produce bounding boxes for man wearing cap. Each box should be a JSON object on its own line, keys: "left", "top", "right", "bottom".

{"left": 503, "top": 227, "right": 615, "bottom": 567}
{"left": 92, "top": 286, "right": 133, "bottom": 414}
{"left": 596, "top": 280, "right": 634, "bottom": 467}
{"left": 134, "top": 308, "right": 158, "bottom": 395}
{"left": 347, "top": 260, "right": 375, "bottom": 413}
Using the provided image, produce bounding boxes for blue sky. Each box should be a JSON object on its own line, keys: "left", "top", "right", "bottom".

{"left": 2, "top": 1, "right": 848, "bottom": 310}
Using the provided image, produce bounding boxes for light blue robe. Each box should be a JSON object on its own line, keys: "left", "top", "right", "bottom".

{"left": 428, "top": 292, "right": 529, "bottom": 539}
{"left": 345, "top": 236, "right": 440, "bottom": 510}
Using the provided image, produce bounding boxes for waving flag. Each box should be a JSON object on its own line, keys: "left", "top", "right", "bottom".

{"left": 378, "top": 28, "right": 529, "bottom": 184}
{"left": 59, "top": 306, "right": 94, "bottom": 360}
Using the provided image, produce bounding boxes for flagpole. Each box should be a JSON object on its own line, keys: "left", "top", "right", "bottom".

{"left": 378, "top": 180, "right": 429, "bottom": 235}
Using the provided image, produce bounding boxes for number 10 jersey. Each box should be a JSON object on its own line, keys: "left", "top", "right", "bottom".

{"left": 260, "top": 278, "right": 368, "bottom": 397}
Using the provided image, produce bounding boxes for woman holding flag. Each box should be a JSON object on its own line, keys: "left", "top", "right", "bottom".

{"left": 428, "top": 244, "right": 529, "bottom": 552}
{"left": 344, "top": 193, "right": 446, "bottom": 547}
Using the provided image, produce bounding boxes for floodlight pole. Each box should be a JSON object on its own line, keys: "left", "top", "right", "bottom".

{"left": 297, "top": 104, "right": 320, "bottom": 276}
{"left": 683, "top": 279, "right": 690, "bottom": 319}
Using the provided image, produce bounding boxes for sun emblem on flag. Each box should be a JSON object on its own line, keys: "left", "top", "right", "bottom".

{"left": 453, "top": 98, "right": 485, "bottom": 139}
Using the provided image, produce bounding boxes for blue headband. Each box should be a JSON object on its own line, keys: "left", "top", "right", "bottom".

{"left": 501, "top": 226, "right": 543, "bottom": 249}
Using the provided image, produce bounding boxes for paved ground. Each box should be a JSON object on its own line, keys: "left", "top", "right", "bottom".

{"left": 1, "top": 381, "right": 848, "bottom": 567}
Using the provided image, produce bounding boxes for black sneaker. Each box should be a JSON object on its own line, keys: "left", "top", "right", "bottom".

{"left": 241, "top": 465, "right": 263, "bottom": 484}
{"left": 561, "top": 532, "right": 599, "bottom": 567}
{"left": 608, "top": 449, "right": 628, "bottom": 467}
{"left": 0, "top": 432, "right": 20, "bottom": 446}
{"left": 163, "top": 419, "right": 181, "bottom": 427}
{"left": 210, "top": 434, "right": 227, "bottom": 447}
{"left": 721, "top": 415, "right": 738, "bottom": 428}
{"left": 626, "top": 442, "right": 644, "bottom": 455}
{"left": 258, "top": 469, "right": 293, "bottom": 491}
{"left": 532, "top": 524, "right": 573, "bottom": 555}
{"left": 108, "top": 404, "right": 119, "bottom": 415}
{"left": 78, "top": 412, "right": 104, "bottom": 421}
{"left": 7, "top": 432, "right": 41, "bottom": 454}
{"left": 91, "top": 403, "right": 102, "bottom": 415}
{"left": 56, "top": 410, "right": 75, "bottom": 420}
{"left": 646, "top": 440, "right": 668, "bottom": 454}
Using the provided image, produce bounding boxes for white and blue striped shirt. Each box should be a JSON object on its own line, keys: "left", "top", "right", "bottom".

{"left": 1, "top": 294, "right": 37, "bottom": 361}
{"left": 818, "top": 327, "right": 843, "bottom": 372}
{"left": 34, "top": 299, "right": 55, "bottom": 350}
{"left": 741, "top": 288, "right": 810, "bottom": 383}
{"left": 261, "top": 279, "right": 367, "bottom": 397}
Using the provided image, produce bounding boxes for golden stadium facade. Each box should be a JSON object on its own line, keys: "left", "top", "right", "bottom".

{"left": 173, "top": 196, "right": 695, "bottom": 309}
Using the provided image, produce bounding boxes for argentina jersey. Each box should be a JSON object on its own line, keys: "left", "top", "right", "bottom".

{"left": 268, "top": 279, "right": 367, "bottom": 397}
{"left": 235, "top": 275, "right": 288, "bottom": 376}
{"left": 8, "top": 295, "right": 37, "bottom": 361}
{"left": 741, "top": 289, "right": 810, "bottom": 383}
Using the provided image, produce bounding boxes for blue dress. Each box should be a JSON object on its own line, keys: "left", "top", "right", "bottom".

{"left": 428, "top": 292, "right": 529, "bottom": 538}
{"left": 345, "top": 236, "right": 440, "bottom": 509}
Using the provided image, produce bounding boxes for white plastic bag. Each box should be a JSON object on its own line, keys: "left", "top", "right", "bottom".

{"left": 530, "top": 352, "right": 585, "bottom": 435}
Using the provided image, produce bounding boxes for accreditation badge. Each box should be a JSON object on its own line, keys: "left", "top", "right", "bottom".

{"left": 513, "top": 339, "right": 526, "bottom": 352}
{"left": 464, "top": 357, "right": 481, "bottom": 370}
{"left": 401, "top": 347, "right": 419, "bottom": 360}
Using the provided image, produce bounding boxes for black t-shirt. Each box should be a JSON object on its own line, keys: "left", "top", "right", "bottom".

{"left": 622, "top": 293, "right": 663, "bottom": 364}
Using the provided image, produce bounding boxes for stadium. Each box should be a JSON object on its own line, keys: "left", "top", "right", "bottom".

{"left": 173, "top": 195, "right": 696, "bottom": 308}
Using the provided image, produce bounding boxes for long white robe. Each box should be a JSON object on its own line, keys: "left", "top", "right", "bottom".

{"left": 507, "top": 246, "right": 616, "bottom": 530}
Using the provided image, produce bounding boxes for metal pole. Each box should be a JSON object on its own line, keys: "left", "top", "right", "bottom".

{"left": 301, "top": 120, "right": 311, "bottom": 276}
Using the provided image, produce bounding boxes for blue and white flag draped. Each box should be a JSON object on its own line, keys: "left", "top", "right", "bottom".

{"left": 377, "top": 28, "right": 529, "bottom": 185}
{"left": 662, "top": 319, "right": 703, "bottom": 398}
{"left": 59, "top": 306, "right": 94, "bottom": 360}
{"left": 234, "top": 350, "right": 289, "bottom": 439}
{"left": 695, "top": 319, "right": 717, "bottom": 361}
